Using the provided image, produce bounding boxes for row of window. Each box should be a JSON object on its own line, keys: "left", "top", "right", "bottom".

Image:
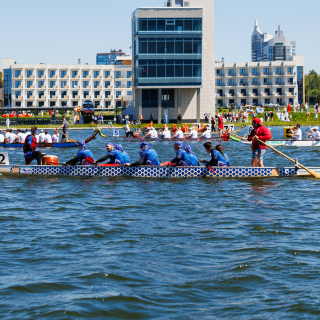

{"left": 138, "top": 65, "right": 201, "bottom": 78}
{"left": 15, "top": 91, "right": 132, "bottom": 99}
{"left": 217, "top": 98, "right": 295, "bottom": 105}
{"left": 14, "top": 81, "right": 132, "bottom": 89}
{"left": 137, "top": 38, "right": 202, "bottom": 55}
{"left": 17, "top": 101, "right": 122, "bottom": 107}
{"left": 216, "top": 78, "right": 295, "bottom": 86}
{"left": 142, "top": 89, "right": 174, "bottom": 108}
{"left": 136, "top": 18, "right": 202, "bottom": 33}
{"left": 216, "top": 67, "right": 294, "bottom": 76}
{"left": 216, "top": 88, "right": 294, "bottom": 95}
{"left": 13, "top": 70, "right": 132, "bottom": 78}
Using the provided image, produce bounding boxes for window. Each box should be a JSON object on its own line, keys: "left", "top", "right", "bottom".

{"left": 240, "top": 79, "right": 246, "bottom": 85}
{"left": 27, "top": 70, "right": 33, "bottom": 78}
{"left": 50, "top": 91, "right": 56, "bottom": 98}
{"left": 252, "top": 68, "right": 257, "bottom": 75}
{"left": 229, "top": 89, "right": 235, "bottom": 96}
{"left": 105, "top": 91, "right": 111, "bottom": 98}
{"left": 72, "top": 81, "right": 78, "bottom": 88}
{"left": 61, "top": 70, "right": 67, "bottom": 78}
{"left": 288, "top": 67, "right": 293, "bottom": 75}
{"left": 264, "top": 78, "right": 269, "bottom": 85}
{"left": 138, "top": 18, "right": 202, "bottom": 32}
{"left": 275, "top": 68, "right": 281, "bottom": 75}
{"left": 105, "top": 101, "right": 111, "bottom": 107}
{"left": 50, "top": 70, "right": 56, "bottom": 78}
{"left": 61, "top": 81, "right": 67, "bottom": 88}
{"left": 38, "top": 81, "right": 44, "bottom": 88}
{"left": 105, "top": 71, "right": 110, "bottom": 78}
{"left": 72, "top": 71, "right": 78, "bottom": 78}
{"left": 263, "top": 68, "right": 269, "bottom": 75}
{"left": 228, "top": 69, "right": 234, "bottom": 76}
{"left": 162, "top": 89, "right": 174, "bottom": 108}
{"left": 94, "top": 81, "right": 100, "bottom": 88}
{"left": 265, "top": 99, "right": 270, "bottom": 104}
{"left": 50, "top": 81, "right": 56, "bottom": 88}
{"left": 15, "top": 70, "right": 21, "bottom": 77}
{"left": 38, "top": 70, "right": 44, "bottom": 78}
{"left": 216, "top": 79, "right": 222, "bottom": 86}
{"left": 95, "top": 91, "right": 100, "bottom": 98}
{"left": 27, "top": 91, "right": 33, "bottom": 98}
{"left": 83, "top": 81, "right": 89, "bottom": 88}
{"left": 115, "top": 71, "right": 121, "bottom": 78}
{"left": 94, "top": 71, "right": 100, "bottom": 78}
{"left": 105, "top": 81, "right": 111, "bottom": 87}
{"left": 240, "top": 68, "right": 245, "bottom": 76}
{"left": 61, "top": 91, "right": 67, "bottom": 98}
{"left": 216, "top": 69, "right": 222, "bottom": 76}
{"left": 276, "top": 78, "right": 281, "bottom": 85}
{"left": 252, "top": 78, "right": 257, "bottom": 85}
{"left": 128, "top": 91, "right": 132, "bottom": 96}
{"left": 27, "top": 81, "right": 33, "bottom": 88}
{"left": 15, "top": 91, "right": 21, "bottom": 98}
{"left": 127, "top": 81, "right": 132, "bottom": 88}
{"left": 116, "top": 91, "right": 122, "bottom": 98}
{"left": 15, "top": 81, "right": 21, "bottom": 88}
{"left": 228, "top": 79, "right": 234, "bottom": 86}
{"left": 116, "top": 81, "right": 121, "bottom": 87}
{"left": 83, "top": 71, "right": 89, "bottom": 78}
{"left": 38, "top": 91, "right": 44, "bottom": 98}
{"left": 142, "top": 89, "right": 158, "bottom": 108}
{"left": 50, "top": 101, "right": 56, "bottom": 107}
{"left": 127, "top": 71, "right": 132, "bottom": 78}
{"left": 253, "top": 89, "right": 259, "bottom": 96}
{"left": 83, "top": 91, "right": 89, "bottom": 98}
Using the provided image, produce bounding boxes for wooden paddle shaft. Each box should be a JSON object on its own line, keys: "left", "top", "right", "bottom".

{"left": 255, "top": 137, "right": 320, "bottom": 178}
{"left": 56, "top": 129, "right": 78, "bottom": 146}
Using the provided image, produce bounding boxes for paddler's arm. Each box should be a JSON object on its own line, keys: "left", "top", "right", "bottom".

{"left": 129, "top": 158, "right": 146, "bottom": 166}
{"left": 96, "top": 154, "right": 111, "bottom": 164}
{"left": 65, "top": 156, "right": 80, "bottom": 166}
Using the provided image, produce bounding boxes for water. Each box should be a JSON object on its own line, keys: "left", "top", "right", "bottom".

{"left": 1, "top": 126, "right": 320, "bottom": 319}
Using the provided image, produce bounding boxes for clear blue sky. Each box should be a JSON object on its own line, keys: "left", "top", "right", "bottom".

{"left": 1, "top": 0, "right": 318, "bottom": 73}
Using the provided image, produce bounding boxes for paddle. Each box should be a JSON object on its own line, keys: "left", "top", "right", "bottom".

{"left": 56, "top": 128, "right": 79, "bottom": 146}
{"left": 207, "top": 167, "right": 216, "bottom": 174}
{"left": 254, "top": 137, "right": 320, "bottom": 178}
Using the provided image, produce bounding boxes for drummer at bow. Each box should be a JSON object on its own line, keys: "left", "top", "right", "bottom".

{"left": 23, "top": 127, "right": 43, "bottom": 165}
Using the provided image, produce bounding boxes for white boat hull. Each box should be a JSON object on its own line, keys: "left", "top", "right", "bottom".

{"left": 242, "top": 140, "right": 320, "bottom": 147}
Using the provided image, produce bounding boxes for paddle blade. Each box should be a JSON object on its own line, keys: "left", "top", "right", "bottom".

{"left": 305, "top": 168, "right": 320, "bottom": 179}
{"left": 197, "top": 138, "right": 201, "bottom": 142}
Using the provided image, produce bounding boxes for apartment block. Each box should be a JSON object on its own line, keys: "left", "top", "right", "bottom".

{"left": 132, "top": 0, "right": 214, "bottom": 123}
{"left": 3, "top": 57, "right": 133, "bottom": 109}
{"left": 96, "top": 49, "right": 127, "bottom": 65}
{"left": 215, "top": 55, "right": 305, "bottom": 107}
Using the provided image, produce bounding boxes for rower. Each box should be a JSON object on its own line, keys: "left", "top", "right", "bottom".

{"left": 169, "top": 141, "right": 191, "bottom": 166}
{"left": 198, "top": 126, "right": 211, "bottom": 140}
{"left": 39, "top": 129, "right": 45, "bottom": 143}
{"left": 52, "top": 130, "right": 59, "bottom": 143}
{"left": 306, "top": 126, "right": 320, "bottom": 140}
{"left": 183, "top": 145, "right": 199, "bottom": 166}
{"left": 161, "top": 125, "right": 172, "bottom": 139}
{"left": 95, "top": 142, "right": 126, "bottom": 165}
{"left": 172, "top": 127, "right": 184, "bottom": 139}
{"left": 143, "top": 127, "right": 158, "bottom": 139}
{"left": 44, "top": 131, "right": 52, "bottom": 143}
{"left": 200, "top": 142, "right": 231, "bottom": 167}
{"left": 128, "top": 142, "right": 161, "bottom": 166}
{"left": 9, "top": 129, "right": 17, "bottom": 143}
{"left": 185, "top": 126, "right": 198, "bottom": 139}
{"left": 63, "top": 140, "right": 95, "bottom": 166}
{"left": 290, "top": 124, "right": 302, "bottom": 140}
{"left": 23, "top": 127, "right": 43, "bottom": 165}
{"left": 114, "top": 144, "right": 131, "bottom": 164}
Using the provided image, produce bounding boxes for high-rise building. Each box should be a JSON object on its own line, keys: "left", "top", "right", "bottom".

{"left": 251, "top": 20, "right": 296, "bottom": 62}
{"left": 132, "top": 0, "right": 214, "bottom": 123}
{"left": 96, "top": 50, "right": 126, "bottom": 65}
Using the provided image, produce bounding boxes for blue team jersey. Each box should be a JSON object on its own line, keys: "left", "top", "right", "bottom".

{"left": 121, "top": 151, "right": 131, "bottom": 164}
{"left": 77, "top": 149, "right": 95, "bottom": 165}
{"left": 176, "top": 149, "right": 191, "bottom": 166}
{"left": 187, "top": 151, "right": 199, "bottom": 166}
{"left": 109, "top": 149, "right": 125, "bottom": 164}
{"left": 211, "top": 150, "right": 230, "bottom": 167}
{"left": 142, "top": 148, "right": 161, "bottom": 166}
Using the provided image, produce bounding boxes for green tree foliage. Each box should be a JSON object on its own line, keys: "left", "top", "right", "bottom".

{"left": 305, "top": 70, "right": 320, "bottom": 103}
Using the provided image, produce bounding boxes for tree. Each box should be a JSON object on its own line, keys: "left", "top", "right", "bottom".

{"left": 310, "top": 89, "right": 320, "bottom": 103}
{"left": 305, "top": 71, "right": 320, "bottom": 103}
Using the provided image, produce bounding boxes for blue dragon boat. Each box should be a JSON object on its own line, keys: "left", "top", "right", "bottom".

{"left": 0, "top": 165, "right": 318, "bottom": 179}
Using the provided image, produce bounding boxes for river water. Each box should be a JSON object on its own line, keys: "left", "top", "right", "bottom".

{"left": 1, "top": 126, "right": 320, "bottom": 319}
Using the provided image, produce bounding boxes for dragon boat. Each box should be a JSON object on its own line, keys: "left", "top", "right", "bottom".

{"left": 0, "top": 164, "right": 318, "bottom": 179}
{"left": 242, "top": 140, "right": 320, "bottom": 147}
{"left": 121, "top": 137, "right": 223, "bottom": 142}
{"left": 0, "top": 131, "right": 98, "bottom": 148}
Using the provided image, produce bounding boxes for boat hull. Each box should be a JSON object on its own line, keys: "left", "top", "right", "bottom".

{"left": 242, "top": 140, "right": 320, "bottom": 147}
{"left": 0, "top": 142, "right": 78, "bottom": 148}
{"left": 0, "top": 165, "right": 318, "bottom": 179}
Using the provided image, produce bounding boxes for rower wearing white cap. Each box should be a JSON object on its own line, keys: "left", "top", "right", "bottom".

{"left": 39, "top": 129, "right": 45, "bottom": 143}
{"left": 161, "top": 126, "right": 172, "bottom": 139}
{"left": 172, "top": 127, "right": 184, "bottom": 139}
{"left": 185, "top": 126, "right": 198, "bottom": 139}
{"left": 306, "top": 126, "right": 320, "bottom": 140}
{"left": 290, "top": 124, "right": 302, "bottom": 140}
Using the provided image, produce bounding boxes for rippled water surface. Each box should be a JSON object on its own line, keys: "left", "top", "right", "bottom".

{"left": 1, "top": 126, "right": 320, "bottom": 319}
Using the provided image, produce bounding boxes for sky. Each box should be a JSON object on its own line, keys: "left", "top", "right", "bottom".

{"left": 1, "top": 0, "right": 318, "bottom": 73}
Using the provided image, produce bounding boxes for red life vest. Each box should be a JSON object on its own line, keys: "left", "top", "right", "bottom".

{"left": 23, "top": 135, "right": 37, "bottom": 152}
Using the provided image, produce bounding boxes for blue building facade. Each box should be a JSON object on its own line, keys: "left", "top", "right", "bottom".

{"left": 96, "top": 50, "right": 125, "bottom": 65}
{"left": 3, "top": 69, "right": 12, "bottom": 107}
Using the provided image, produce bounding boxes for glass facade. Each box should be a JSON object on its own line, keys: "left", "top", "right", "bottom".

{"left": 4, "top": 69, "right": 12, "bottom": 107}
{"left": 297, "top": 66, "right": 304, "bottom": 104}
{"left": 133, "top": 16, "right": 202, "bottom": 87}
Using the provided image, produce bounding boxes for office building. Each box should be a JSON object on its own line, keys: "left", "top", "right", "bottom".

{"left": 3, "top": 57, "right": 133, "bottom": 109}
{"left": 252, "top": 20, "right": 296, "bottom": 62}
{"left": 215, "top": 55, "right": 305, "bottom": 107}
{"left": 96, "top": 49, "right": 127, "bottom": 65}
{"left": 132, "top": 0, "right": 214, "bottom": 123}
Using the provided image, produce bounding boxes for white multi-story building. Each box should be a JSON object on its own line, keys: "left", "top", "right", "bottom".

{"left": 132, "top": 0, "right": 215, "bottom": 123}
{"left": 2, "top": 57, "right": 133, "bottom": 109}
{"left": 215, "top": 55, "right": 305, "bottom": 108}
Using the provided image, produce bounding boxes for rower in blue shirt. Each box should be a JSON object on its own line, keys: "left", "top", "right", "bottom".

{"left": 95, "top": 142, "right": 127, "bottom": 165}
{"left": 115, "top": 144, "right": 131, "bottom": 164}
{"left": 129, "top": 142, "right": 161, "bottom": 166}
{"left": 170, "top": 141, "right": 191, "bottom": 166}
{"left": 200, "top": 142, "right": 231, "bottom": 167}
{"left": 64, "top": 140, "right": 95, "bottom": 165}
{"left": 183, "top": 145, "right": 199, "bottom": 166}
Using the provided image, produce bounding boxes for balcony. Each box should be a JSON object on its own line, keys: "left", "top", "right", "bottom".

{"left": 123, "top": 95, "right": 133, "bottom": 101}
{"left": 85, "top": 85, "right": 90, "bottom": 88}
{"left": 274, "top": 72, "right": 282, "bottom": 76}
{"left": 216, "top": 73, "right": 224, "bottom": 77}
{"left": 95, "top": 85, "right": 101, "bottom": 89}
{"left": 28, "top": 85, "right": 35, "bottom": 89}
{"left": 27, "top": 96, "right": 34, "bottom": 99}
{"left": 63, "top": 75, "right": 68, "bottom": 79}
{"left": 273, "top": 82, "right": 282, "bottom": 86}
{"left": 73, "top": 85, "right": 79, "bottom": 88}
{"left": 61, "top": 95, "right": 68, "bottom": 99}
{"left": 51, "top": 85, "right": 57, "bottom": 89}
{"left": 85, "top": 95, "right": 90, "bottom": 99}
{"left": 85, "top": 75, "right": 90, "bottom": 79}
{"left": 40, "top": 85, "right": 45, "bottom": 88}
{"left": 95, "top": 75, "right": 101, "bottom": 79}
{"left": 95, "top": 95, "right": 101, "bottom": 99}
{"left": 251, "top": 82, "right": 260, "bottom": 86}
{"left": 239, "top": 73, "right": 246, "bottom": 77}
{"left": 28, "top": 75, "right": 34, "bottom": 79}
{"left": 51, "top": 75, "right": 57, "bottom": 78}
{"left": 40, "top": 75, "right": 45, "bottom": 79}
{"left": 227, "top": 73, "right": 235, "bottom": 77}
{"left": 117, "top": 85, "right": 121, "bottom": 88}
{"left": 16, "top": 95, "right": 22, "bottom": 99}
{"left": 73, "top": 75, "right": 79, "bottom": 79}
{"left": 39, "top": 95, "right": 45, "bottom": 99}
{"left": 74, "top": 95, "right": 79, "bottom": 99}
{"left": 117, "top": 75, "right": 122, "bottom": 79}
{"left": 116, "top": 95, "right": 122, "bottom": 99}
{"left": 251, "top": 73, "right": 258, "bottom": 77}
{"left": 226, "top": 84, "right": 235, "bottom": 87}
{"left": 63, "top": 85, "right": 68, "bottom": 89}
{"left": 261, "top": 73, "right": 270, "bottom": 76}
{"left": 216, "top": 83, "right": 224, "bottom": 87}
{"left": 50, "top": 96, "right": 57, "bottom": 99}
{"left": 238, "top": 83, "right": 247, "bottom": 86}
{"left": 107, "top": 95, "right": 112, "bottom": 98}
